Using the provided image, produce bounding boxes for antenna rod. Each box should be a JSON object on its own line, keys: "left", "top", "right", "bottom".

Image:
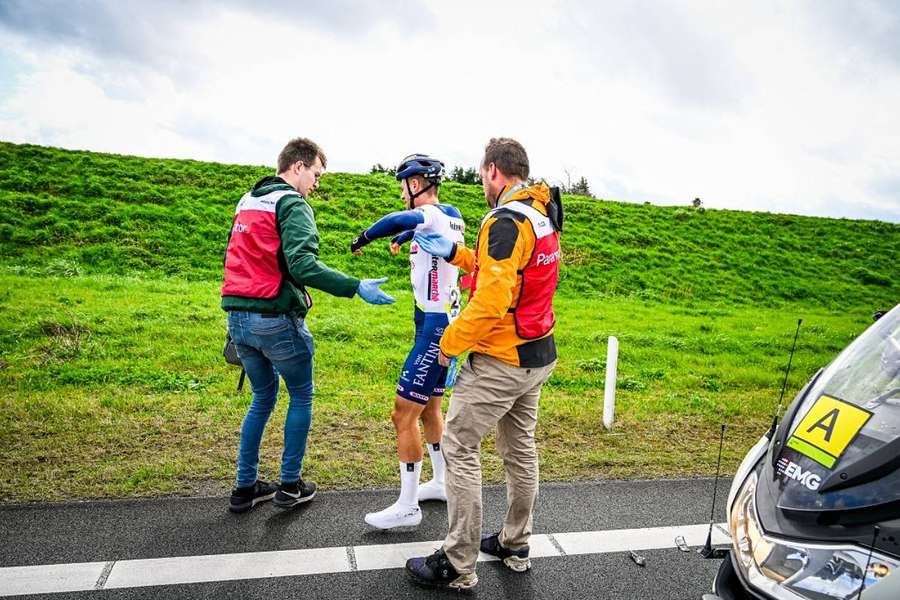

{"left": 857, "top": 525, "right": 880, "bottom": 600}
{"left": 769, "top": 319, "right": 803, "bottom": 435}
{"left": 700, "top": 424, "right": 726, "bottom": 558}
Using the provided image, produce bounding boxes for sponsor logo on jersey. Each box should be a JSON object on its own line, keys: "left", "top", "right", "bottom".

{"left": 536, "top": 250, "right": 561, "bottom": 266}
{"left": 232, "top": 222, "right": 248, "bottom": 234}
{"left": 776, "top": 457, "right": 821, "bottom": 491}
{"left": 429, "top": 256, "right": 440, "bottom": 301}
{"left": 450, "top": 222, "right": 464, "bottom": 232}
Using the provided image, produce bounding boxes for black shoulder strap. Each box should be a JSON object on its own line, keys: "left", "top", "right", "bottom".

{"left": 548, "top": 186, "right": 563, "bottom": 232}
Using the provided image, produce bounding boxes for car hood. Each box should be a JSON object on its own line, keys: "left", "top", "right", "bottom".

{"left": 766, "top": 304, "right": 900, "bottom": 514}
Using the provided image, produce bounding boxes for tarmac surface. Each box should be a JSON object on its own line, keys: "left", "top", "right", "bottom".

{"left": 0, "top": 477, "right": 733, "bottom": 599}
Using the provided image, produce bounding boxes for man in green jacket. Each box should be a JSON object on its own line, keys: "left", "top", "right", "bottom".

{"left": 222, "top": 137, "right": 394, "bottom": 513}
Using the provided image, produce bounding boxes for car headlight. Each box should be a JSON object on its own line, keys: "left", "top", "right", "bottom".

{"left": 726, "top": 434, "right": 769, "bottom": 515}
{"left": 729, "top": 469, "right": 898, "bottom": 600}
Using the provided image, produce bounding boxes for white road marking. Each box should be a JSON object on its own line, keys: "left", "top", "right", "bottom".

{"left": 0, "top": 522, "right": 729, "bottom": 596}
{"left": 0, "top": 562, "right": 108, "bottom": 597}
{"left": 355, "top": 540, "right": 441, "bottom": 571}
{"left": 103, "top": 546, "right": 351, "bottom": 590}
{"left": 554, "top": 523, "right": 729, "bottom": 556}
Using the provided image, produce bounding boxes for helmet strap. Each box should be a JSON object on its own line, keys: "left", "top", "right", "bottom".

{"left": 405, "top": 178, "right": 436, "bottom": 210}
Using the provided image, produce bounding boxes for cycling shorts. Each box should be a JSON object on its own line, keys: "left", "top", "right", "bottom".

{"left": 396, "top": 309, "right": 449, "bottom": 405}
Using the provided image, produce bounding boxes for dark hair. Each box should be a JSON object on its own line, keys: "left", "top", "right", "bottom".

{"left": 277, "top": 137, "right": 327, "bottom": 174}
{"left": 482, "top": 137, "right": 529, "bottom": 180}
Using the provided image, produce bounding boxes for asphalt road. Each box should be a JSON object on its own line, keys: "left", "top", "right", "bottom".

{"left": 0, "top": 477, "right": 733, "bottom": 599}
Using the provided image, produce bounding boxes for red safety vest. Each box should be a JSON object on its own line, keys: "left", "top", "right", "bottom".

{"left": 221, "top": 189, "right": 295, "bottom": 299}
{"left": 471, "top": 200, "right": 561, "bottom": 340}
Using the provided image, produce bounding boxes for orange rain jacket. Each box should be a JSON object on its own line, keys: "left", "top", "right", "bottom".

{"left": 440, "top": 182, "right": 559, "bottom": 368}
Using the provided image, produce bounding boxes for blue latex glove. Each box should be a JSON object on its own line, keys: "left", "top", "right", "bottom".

{"left": 444, "top": 357, "right": 459, "bottom": 389}
{"left": 356, "top": 277, "right": 395, "bottom": 305}
{"left": 413, "top": 232, "right": 454, "bottom": 259}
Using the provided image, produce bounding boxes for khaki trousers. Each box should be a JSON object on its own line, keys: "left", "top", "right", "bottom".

{"left": 441, "top": 352, "right": 556, "bottom": 574}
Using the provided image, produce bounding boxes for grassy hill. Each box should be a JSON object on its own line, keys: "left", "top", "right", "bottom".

{"left": 1, "top": 141, "right": 898, "bottom": 502}
{"left": 1, "top": 142, "right": 898, "bottom": 307}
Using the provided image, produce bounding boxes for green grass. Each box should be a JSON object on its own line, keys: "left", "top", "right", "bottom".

{"left": 2, "top": 141, "right": 898, "bottom": 307}
{"left": 0, "top": 272, "right": 872, "bottom": 501}
{"left": 0, "top": 141, "right": 896, "bottom": 502}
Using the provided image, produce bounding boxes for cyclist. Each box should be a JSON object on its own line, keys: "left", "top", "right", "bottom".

{"left": 350, "top": 154, "right": 465, "bottom": 529}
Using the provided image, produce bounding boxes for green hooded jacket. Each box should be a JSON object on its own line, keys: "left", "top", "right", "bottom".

{"left": 221, "top": 176, "right": 360, "bottom": 318}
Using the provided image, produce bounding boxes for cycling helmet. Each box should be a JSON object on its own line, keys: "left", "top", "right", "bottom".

{"left": 396, "top": 154, "right": 444, "bottom": 182}
{"left": 396, "top": 153, "right": 444, "bottom": 208}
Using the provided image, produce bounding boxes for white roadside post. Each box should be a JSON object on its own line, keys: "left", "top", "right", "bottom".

{"left": 603, "top": 336, "right": 619, "bottom": 430}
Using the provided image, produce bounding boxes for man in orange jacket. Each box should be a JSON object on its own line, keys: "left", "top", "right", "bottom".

{"left": 405, "top": 138, "right": 562, "bottom": 590}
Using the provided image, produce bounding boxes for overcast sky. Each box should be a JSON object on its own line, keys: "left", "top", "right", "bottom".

{"left": 1, "top": 0, "right": 899, "bottom": 222}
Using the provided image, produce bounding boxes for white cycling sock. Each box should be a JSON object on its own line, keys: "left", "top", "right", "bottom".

{"left": 398, "top": 461, "right": 421, "bottom": 507}
{"left": 427, "top": 442, "right": 446, "bottom": 484}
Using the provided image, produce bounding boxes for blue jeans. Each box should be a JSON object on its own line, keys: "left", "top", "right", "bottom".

{"left": 227, "top": 311, "right": 315, "bottom": 488}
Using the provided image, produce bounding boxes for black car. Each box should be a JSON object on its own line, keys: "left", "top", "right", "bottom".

{"left": 706, "top": 304, "right": 900, "bottom": 600}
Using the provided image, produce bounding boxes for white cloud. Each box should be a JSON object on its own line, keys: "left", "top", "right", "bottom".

{"left": 0, "top": 0, "right": 898, "bottom": 222}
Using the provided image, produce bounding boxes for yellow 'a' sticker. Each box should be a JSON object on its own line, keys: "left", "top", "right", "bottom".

{"left": 787, "top": 394, "right": 872, "bottom": 468}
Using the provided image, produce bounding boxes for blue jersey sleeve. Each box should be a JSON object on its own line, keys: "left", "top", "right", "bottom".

{"left": 437, "top": 204, "right": 463, "bottom": 220}
{"left": 391, "top": 229, "right": 415, "bottom": 246}
{"left": 364, "top": 210, "right": 425, "bottom": 241}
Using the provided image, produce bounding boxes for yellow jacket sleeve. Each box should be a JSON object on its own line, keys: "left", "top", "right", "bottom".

{"left": 440, "top": 218, "right": 529, "bottom": 357}
{"left": 448, "top": 242, "right": 476, "bottom": 273}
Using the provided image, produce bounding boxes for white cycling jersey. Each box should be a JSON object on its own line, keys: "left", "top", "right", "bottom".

{"left": 409, "top": 203, "right": 466, "bottom": 316}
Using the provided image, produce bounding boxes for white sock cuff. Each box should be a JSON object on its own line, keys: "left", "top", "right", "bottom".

{"left": 400, "top": 460, "right": 422, "bottom": 473}
{"left": 426, "top": 443, "right": 446, "bottom": 483}
{"left": 398, "top": 461, "right": 422, "bottom": 506}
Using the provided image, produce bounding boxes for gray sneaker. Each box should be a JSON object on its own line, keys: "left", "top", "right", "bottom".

{"left": 480, "top": 532, "right": 531, "bottom": 572}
